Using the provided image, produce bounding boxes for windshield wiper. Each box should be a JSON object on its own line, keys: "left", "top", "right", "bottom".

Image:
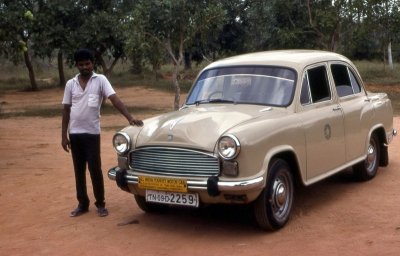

{"left": 208, "top": 98, "right": 236, "bottom": 103}
{"left": 194, "top": 99, "right": 236, "bottom": 106}
{"left": 194, "top": 100, "right": 209, "bottom": 106}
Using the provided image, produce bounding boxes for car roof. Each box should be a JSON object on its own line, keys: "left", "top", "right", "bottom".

{"left": 204, "top": 50, "right": 353, "bottom": 71}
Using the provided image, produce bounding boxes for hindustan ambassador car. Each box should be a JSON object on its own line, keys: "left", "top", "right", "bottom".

{"left": 108, "top": 50, "right": 396, "bottom": 231}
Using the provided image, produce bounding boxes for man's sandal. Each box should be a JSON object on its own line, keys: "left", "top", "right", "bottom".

{"left": 97, "top": 207, "right": 109, "bottom": 217}
{"left": 70, "top": 207, "right": 88, "bottom": 217}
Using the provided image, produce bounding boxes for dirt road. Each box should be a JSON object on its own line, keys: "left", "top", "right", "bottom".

{"left": 1, "top": 87, "right": 400, "bottom": 255}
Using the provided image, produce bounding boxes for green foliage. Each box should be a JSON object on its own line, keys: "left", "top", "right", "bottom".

{"left": 0, "top": 1, "right": 35, "bottom": 63}
{"left": 126, "top": 0, "right": 227, "bottom": 109}
{"left": 2, "top": 0, "right": 400, "bottom": 93}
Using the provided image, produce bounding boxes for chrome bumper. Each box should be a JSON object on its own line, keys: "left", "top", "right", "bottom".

{"left": 386, "top": 128, "right": 397, "bottom": 145}
{"left": 108, "top": 166, "right": 264, "bottom": 193}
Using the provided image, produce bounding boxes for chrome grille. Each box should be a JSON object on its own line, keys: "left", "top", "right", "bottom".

{"left": 130, "top": 147, "right": 220, "bottom": 177}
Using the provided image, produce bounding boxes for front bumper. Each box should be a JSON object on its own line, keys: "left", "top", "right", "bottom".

{"left": 108, "top": 166, "right": 264, "bottom": 197}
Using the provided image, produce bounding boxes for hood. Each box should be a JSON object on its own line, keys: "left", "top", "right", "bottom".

{"left": 135, "top": 104, "right": 280, "bottom": 151}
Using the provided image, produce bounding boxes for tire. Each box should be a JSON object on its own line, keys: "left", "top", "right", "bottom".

{"left": 353, "top": 133, "right": 380, "bottom": 181}
{"left": 134, "top": 195, "right": 168, "bottom": 213}
{"left": 253, "top": 158, "right": 294, "bottom": 231}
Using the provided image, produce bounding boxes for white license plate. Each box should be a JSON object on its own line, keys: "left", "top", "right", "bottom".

{"left": 145, "top": 190, "right": 199, "bottom": 207}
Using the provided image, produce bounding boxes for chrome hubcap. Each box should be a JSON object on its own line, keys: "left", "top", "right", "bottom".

{"left": 275, "top": 183, "right": 287, "bottom": 207}
{"left": 271, "top": 174, "right": 291, "bottom": 219}
{"left": 366, "top": 142, "right": 377, "bottom": 173}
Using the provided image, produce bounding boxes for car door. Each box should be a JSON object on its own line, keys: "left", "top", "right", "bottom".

{"left": 299, "top": 64, "right": 346, "bottom": 182}
{"left": 330, "top": 62, "right": 374, "bottom": 162}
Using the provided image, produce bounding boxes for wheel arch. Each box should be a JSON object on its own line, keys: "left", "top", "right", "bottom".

{"left": 265, "top": 149, "right": 304, "bottom": 188}
{"left": 370, "top": 126, "right": 388, "bottom": 167}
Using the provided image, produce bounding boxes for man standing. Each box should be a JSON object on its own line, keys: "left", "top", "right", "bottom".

{"left": 61, "top": 49, "right": 143, "bottom": 217}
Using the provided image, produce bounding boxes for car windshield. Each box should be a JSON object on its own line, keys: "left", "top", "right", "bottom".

{"left": 186, "top": 66, "right": 296, "bottom": 107}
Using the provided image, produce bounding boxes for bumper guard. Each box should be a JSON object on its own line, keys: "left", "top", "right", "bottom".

{"left": 108, "top": 166, "right": 264, "bottom": 196}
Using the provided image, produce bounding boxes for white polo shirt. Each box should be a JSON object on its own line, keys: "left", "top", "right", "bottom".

{"left": 62, "top": 73, "right": 116, "bottom": 134}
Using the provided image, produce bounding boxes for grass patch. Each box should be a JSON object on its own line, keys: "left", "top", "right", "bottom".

{"left": 354, "top": 60, "right": 400, "bottom": 85}
{"left": 0, "top": 107, "right": 61, "bottom": 119}
{"left": 1, "top": 58, "right": 400, "bottom": 117}
{"left": 0, "top": 58, "right": 199, "bottom": 93}
{"left": 107, "top": 65, "right": 196, "bottom": 93}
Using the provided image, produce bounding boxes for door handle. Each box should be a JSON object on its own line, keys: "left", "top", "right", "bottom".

{"left": 333, "top": 106, "right": 342, "bottom": 111}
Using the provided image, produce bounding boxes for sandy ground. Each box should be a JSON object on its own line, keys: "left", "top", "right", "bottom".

{"left": 1, "top": 87, "right": 400, "bottom": 256}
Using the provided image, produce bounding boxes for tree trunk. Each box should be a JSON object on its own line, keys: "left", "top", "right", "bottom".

{"left": 164, "top": 38, "right": 183, "bottom": 110}
{"left": 96, "top": 53, "right": 119, "bottom": 76}
{"left": 23, "top": 50, "right": 38, "bottom": 91}
{"left": 172, "top": 64, "right": 181, "bottom": 110}
{"left": 131, "top": 59, "right": 143, "bottom": 75}
{"left": 184, "top": 52, "right": 192, "bottom": 70}
{"left": 388, "top": 41, "right": 393, "bottom": 70}
{"left": 57, "top": 51, "right": 66, "bottom": 87}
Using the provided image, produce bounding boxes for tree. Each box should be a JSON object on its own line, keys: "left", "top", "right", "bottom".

{"left": 368, "top": 0, "right": 400, "bottom": 69}
{"left": 75, "top": 0, "right": 133, "bottom": 76}
{"left": 0, "top": 0, "right": 38, "bottom": 90}
{"left": 216, "top": 0, "right": 248, "bottom": 54}
{"left": 306, "top": 0, "right": 350, "bottom": 51}
{"left": 32, "top": 0, "right": 85, "bottom": 87}
{"left": 241, "top": 0, "right": 314, "bottom": 51}
{"left": 129, "top": 0, "right": 227, "bottom": 110}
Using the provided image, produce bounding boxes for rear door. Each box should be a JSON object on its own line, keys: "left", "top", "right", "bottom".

{"left": 330, "top": 62, "right": 374, "bottom": 162}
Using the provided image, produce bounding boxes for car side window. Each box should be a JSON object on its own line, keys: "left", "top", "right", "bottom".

{"left": 349, "top": 69, "right": 361, "bottom": 94}
{"left": 331, "top": 64, "right": 361, "bottom": 97}
{"left": 301, "top": 66, "right": 331, "bottom": 105}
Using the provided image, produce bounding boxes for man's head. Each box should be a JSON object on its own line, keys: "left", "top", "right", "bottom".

{"left": 74, "top": 48, "right": 94, "bottom": 63}
{"left": 74, "top": 49, "right": 94, "bottom": 78}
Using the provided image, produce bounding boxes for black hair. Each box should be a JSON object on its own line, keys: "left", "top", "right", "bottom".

{"left": 74, "top": 48, "right": 94, "bottom": 63}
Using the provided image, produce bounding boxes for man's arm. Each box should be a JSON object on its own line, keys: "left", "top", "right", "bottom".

{"left": 61, "top": 104, "right": 71, "bottom": 152}
{"left": 108, "top": 94, "right": 143, "bottom": 126}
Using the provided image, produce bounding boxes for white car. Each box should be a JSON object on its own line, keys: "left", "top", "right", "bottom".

{"left": 108, "top": 50, "right": 396, "bottom": 230}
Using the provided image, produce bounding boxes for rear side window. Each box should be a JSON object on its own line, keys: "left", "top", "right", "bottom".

{"left": 331, "top": 64, "right": 361, "bottom": 97}
{"left": 300, "top": 66, "right": 331, "bottom": 105}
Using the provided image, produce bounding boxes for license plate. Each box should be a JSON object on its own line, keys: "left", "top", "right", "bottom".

{"left": 145, "top": 190, "right": 199, "bottom": 207}
{"left": 138, "top": 176, "right": 188, "bottom": 192}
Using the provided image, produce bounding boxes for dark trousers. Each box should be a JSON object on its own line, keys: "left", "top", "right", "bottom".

{"left": 70, "top": 133, "right": 105, "bottom": 209}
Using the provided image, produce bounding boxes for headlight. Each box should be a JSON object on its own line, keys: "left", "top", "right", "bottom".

{"left": 113, "top": 132, "right": 131, "bottom": 155}
{"left": 218, "top": 135, "right": 240, "bottom": 160}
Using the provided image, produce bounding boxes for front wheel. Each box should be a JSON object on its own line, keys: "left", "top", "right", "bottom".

{"left": 353, "top": 133, "right": 380, "bottom": 181}
{"left": 253, "top": 158, "right": 294, "bottom": 231}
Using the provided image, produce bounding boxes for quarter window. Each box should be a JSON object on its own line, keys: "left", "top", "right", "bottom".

{"left": 300, "top": 74, "right": 311, "bottom": 105}
{"left": 349, "top": 70, "right": 361, "bottom": 94}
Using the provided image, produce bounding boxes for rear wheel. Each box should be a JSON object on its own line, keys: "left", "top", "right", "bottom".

{"left": 253, "top": 158, "right": 294, "bottom": 231}
{"left": 134, "top": 195, "right": 168, "bottom": 213}
{"left": 354, "top": 133, "right": 380, "bottom": 181}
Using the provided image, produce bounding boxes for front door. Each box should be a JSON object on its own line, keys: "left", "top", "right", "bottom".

{"left": 299, "top": 64, "right": 346, "bottom": 181}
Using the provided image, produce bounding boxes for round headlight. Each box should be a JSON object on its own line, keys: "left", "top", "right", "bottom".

{"left": 113, "top": 132, "right": 131, "bottom": 154}
{"left": 218, "top": 135, "right": 240, "bottom": 160}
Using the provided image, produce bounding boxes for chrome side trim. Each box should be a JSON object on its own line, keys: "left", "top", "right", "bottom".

{"left": 108, "top": 167, "right": 264, "bottom": 192}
